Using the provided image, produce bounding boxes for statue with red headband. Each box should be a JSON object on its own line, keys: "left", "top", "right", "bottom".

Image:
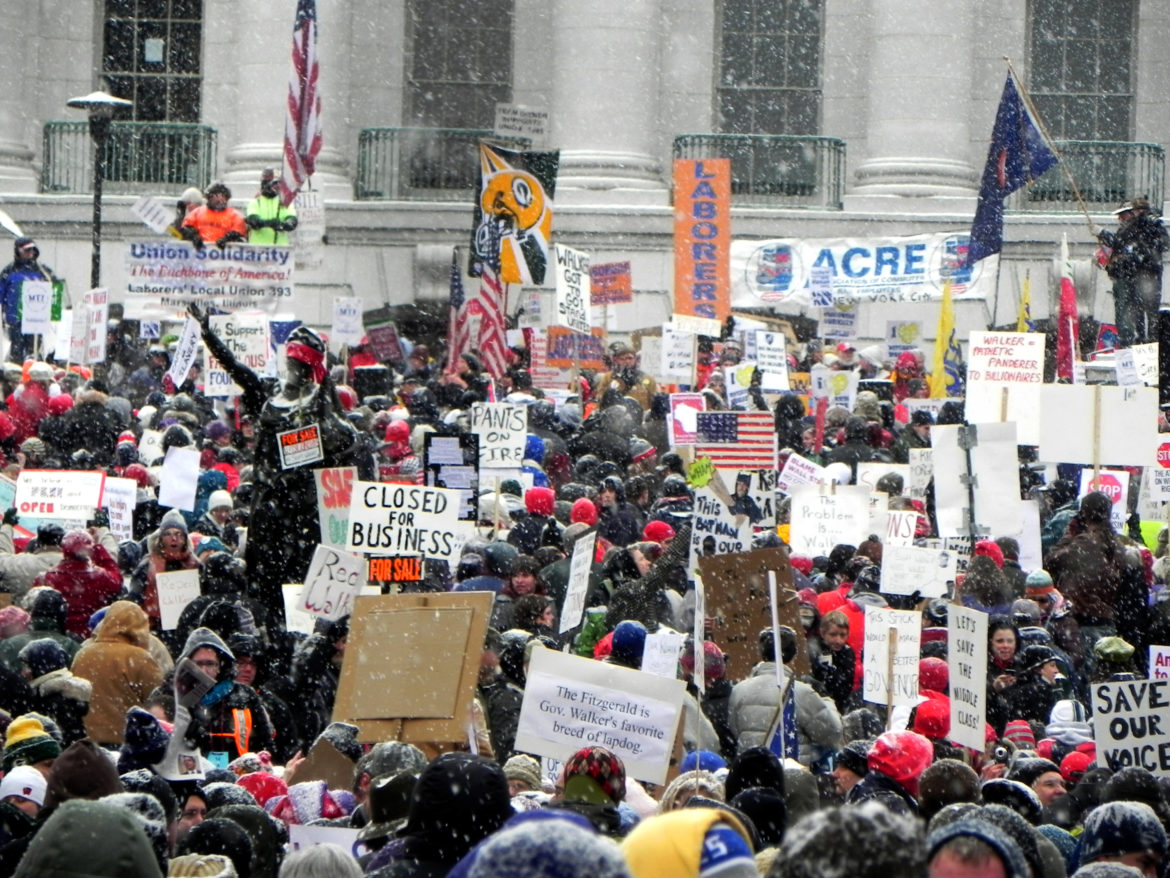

{"left": 189, "top": 303, "right": 375, "bottom": 627}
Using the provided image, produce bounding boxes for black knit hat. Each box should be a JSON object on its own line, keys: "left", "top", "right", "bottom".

{"left": 834, "top": 739, "right": 872, "bottom": 777}
{"left": 117, "top": 708, "right": 171, "bottom": 774}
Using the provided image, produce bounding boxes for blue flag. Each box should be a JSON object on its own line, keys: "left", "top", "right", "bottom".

{"left": 966, "top": 73, "right": 1058, "bottom": 267}
{"left": 766, "top": 677, "right": 799, "bottom": 762}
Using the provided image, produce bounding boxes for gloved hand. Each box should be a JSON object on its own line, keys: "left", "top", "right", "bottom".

{"left": 2, "top": 508, "right": 18, "bottom": 527}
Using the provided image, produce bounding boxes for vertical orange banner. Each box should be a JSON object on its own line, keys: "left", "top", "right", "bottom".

{"left": 673, "top": 158, "right": 731, "bottom": 326}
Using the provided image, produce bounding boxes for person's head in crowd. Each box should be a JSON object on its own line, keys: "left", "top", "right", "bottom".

{"left": 502, "top": 555, "right": 545, "bottom": 599}
{"left": 512, "top": 593, "right": 555, "bottom": 631}
{"left": 769, "top": 802, "right": 924, "bottom": 878}
{"left": 13, "top": 799, "right": 165, "bottom": 878}
{"left": 0, "top": 604, "right": 29, "bottom": 639}
{"left": 679, "top": 640, "right": 726, "bottom": 685}
{"left": 1079, "top": 801, "right": 1168, "bottom": 878}
{"left": 831, "top": 740, "right": 871, "bottom": 798}
{"left": 279, "top": 842, "right": 362, "bottom": 878}
{"left": 3, "top": 715, "right": 61, "bottom": 777}
{"left": 819, "top": 610, "right": 849, "bottom": 653}
{"left": 1007, "top": 756, "right": 1066, "bottom": 808}
{"left": 925, "top": 818, "right": 1030, "bottom": 878}
{"left": 916, "top": 760, "right": 980, "bottom": 822}
{"left": 623, "top": 808, "right": 754, "bottom": 878}
{"left": 174, "top": 784, "right": 210, "bottom": 847}
{"left": 179, "top": 817, "right": 254, "bottom": 878}
{"left": 0, "top": 764, "right": 47, "bottom": 817}
{"left": 867, "top": 730, "right": 935, "bottom": 798}
{"left": 988, "top": 615, "right": 1019, "bottom": 669}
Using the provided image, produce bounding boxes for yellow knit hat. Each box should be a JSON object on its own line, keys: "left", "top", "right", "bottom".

{"left": 622, "top": 807, "right": 754, "bottom": 878}
{"left": 2, "top": 715, "right": 61, "bottom": 773}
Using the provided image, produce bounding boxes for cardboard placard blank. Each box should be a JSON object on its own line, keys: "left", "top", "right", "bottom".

{"left": 332, "top": 592, "right": 492, "bottom": 745}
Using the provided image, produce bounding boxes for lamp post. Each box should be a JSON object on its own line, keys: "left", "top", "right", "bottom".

{"left": 66, "top": 91, "right": 133, "bottom": 290}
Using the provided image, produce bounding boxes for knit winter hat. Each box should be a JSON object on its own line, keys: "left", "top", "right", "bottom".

{"left": 622, "top": 809, "right": 755, "bottom": 878}
{"left": 44, "top": 739, "right": 124, "bottom": 808}
{"left": 312, "top": 721, "right": 363, "bottom": 763}
{"left": 117, "top": 706, "right": 171, "bottom": 774}
{"left": 1060, "top": 750, "right": 1094, "bottom": 784}
{"left": 867, "top": 730, "right": 934, "bottom": 794}
{"left": 642, "top": 520, "right": 675, "bottom": 544}
{"left": 1003, "top": 719, "right": 1037, "bottom": 751}
{"left": 610, "top": 620, "right": 648, "bottom": 667}
{"left": 974, "top": 539, "right": 1005, "bottom": 568}
{"left": 235, "top": 772, "right": 287, "bottom": 809}
{"left": 927, "top": 818, "right": 1029, "bottom": 878}
{"left": 679, "top": 641, "right": 726, "bottom": 681}
{"left": 265, "top": 780, "right": 348, "bottom": 826}
{"left": 179, "top": 818, "right": 253, "bottom": 878}
{"left": 1007, "top": 757, "right": 1061, "bottom": 787}
{"left": 981, "top": 779, "right": 1043, "bottom": 825}
{"left": 1024, "top": 570, "right": 1055, "bottom": 596}
{"left": 570, "top": 497, "right": 598, "bottom": 526}
{"left": 0, "top": 764, "right": 47, "bottom": 806}
{"left": 564, "top": 746, "right": 626, "bottom": 805}
{"left": 834, "top": 739, "right": 872, "bottom": 778}
{"left": 1080, "top": 801, "right": 1168, "bottom": 865}
{"left": 17, "top": 638, "right": 69, "bottom": 678}
{"left": 207, "top": 490, "right": 233, "bottom": 512}
{"left": 679, "top": 750, "right": 727, "bottom": 774}
{"left": 503, "top": 754, "right": 543, "bottom": 792}
{"left": 0, "top": 605, "right": 30, "bottom": 637}
{"left": 101, "top": 791, "right": 169, "bottom": 875}
{"left": 912, "top": 696, "right": 951, "bottom": 741}
{"left": 468, "top": 818, "right": 631, "bottom": 878}
{"left": 3, "top": 715, "right": 61, "bottom": 773}
{"left": 918, "top": 657, "right": 949, "bottom": 694}
{"left": 167, "top": 854, "right": 237, "bottom": 878}
{"left": 525, "top": 487, "right": 555, "bottom": 516}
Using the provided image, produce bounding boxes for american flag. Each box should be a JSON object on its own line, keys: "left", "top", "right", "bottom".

{"left": 695, "top": 411, "right": 777, "bottom": 470}
{"left": 448, "top": 248, "right": 510, "bottom": 381}
{"left": 279, "top": 0, "right": 322, "bottom": 207}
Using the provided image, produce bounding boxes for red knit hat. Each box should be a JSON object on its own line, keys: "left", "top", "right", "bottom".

{"left": 912, "top": 696, "right": 951, "bottom": 741}
{"left": 680, "top": 641, "right": 726, "bottom": 680}
{"left": 867, "top": 730, "right": 934, "bottom": 795}
{"left": 974, "top": 540, "right": 1004, "bottom": 568}
{"left": 1003, "top": 719, "right": 1036, "bottom": 750}
{"left": 1060, "top": 750, "right": 1093, "bottom": 784}
{"left": 564, "top": 746, "right": 626, "bottom": 804}
{"left": 918, "top": 657, "right": 949, "bottom": 694}
{"left": 237, "top": 771, "right": 288, "bottom": 807}
{"left": 790, "top": 555, "right": 814, "bottom": 576}
{"left": 642, "top": 520, "right": 675, "bottom": 544}
{"left": 570, "top": 497, "right": 598, "bottom": 526}
{"left": 525, "top": 486, "right": 555, "bottom": 516}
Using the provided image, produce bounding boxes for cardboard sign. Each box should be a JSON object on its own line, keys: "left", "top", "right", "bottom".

{"left": 332, "top": 592, "right": 493, "bottom": 744}
{"left": 315, "top": 466, "right": 356, "bottom": 550}
{"left": 862, "top": 606, "right": 921, "bottom": 708}
{"left": 101, "top": 476, "right": 138, "bottom": 542}
{"left": 15, "top": 469, "right": 105, "bottom": 521}
{"left": 515, "top": 647, "right": 686, "bottom": 785}
{"left": 697, "top": 547, "right": 804, "bottom": 681}
{"left": 964, "top": 331, "right": 1044, "bottom": 445}
{"left": 776, "top": 454, "right": 826, "bottom": 494}
{"left": 20, "top": 280, "right": 53, "bottom": 336}
{"left": 885, "top": 510, "right": 920, "bottom": 548}
{"left": 167, "top": 317, "right": 203, "bottom": 390}
{"left": 470, "top": 403, "right": 527, "bottom": 468}
{"left": 1093, "top": 679, "right": 1170, "bottom": 775}
{"left": 345, "top": 481, "right": 470, "bottom": 562}
{"left": 691, "top": 483, "right": 751, "bottom": 563}
{"left": 787, "top": 484, "right": 871, "bottom": 557}
{"left": 157, "top": 447, "right": 200, "bottom": 512}
{"left": 948, "top": 605, "right": 988, "bottom": 751}
{"left": 560, "top": 530, "right": 597, "bottom": 634}
{"left": 880, "top": 544, "right": 950, "bottom": 598}
{"left": 157, "top": 569, "right": 202, "bottom": 631}
{"left": 1039, "top": 385, "right": 1159, "bottom": 466}
{"left": 278, "top": 424, "right": 324, "bottom": 469}
{"left": 553, "top": 245, "right": 591, "bottom": 334}
{"left": 206, "top": 312, "right": 270, "bottom": 397}
{"left": 907, "top": 448, "right": 933, "bottom": 502}
{"left": 1078, "top": 468, "right": 1130, "bottom": 532}
{"left": 301, "top": 544, "right": 366, "bottom": 621}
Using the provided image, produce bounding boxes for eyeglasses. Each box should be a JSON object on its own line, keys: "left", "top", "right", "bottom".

{"left": 193, "top": 659, "right": 220, "bottom": 669}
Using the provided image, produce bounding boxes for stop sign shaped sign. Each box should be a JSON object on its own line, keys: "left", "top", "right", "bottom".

{"left": 1159, "top": 442, "right": 1170, "bottom": 468}
{"left": 1089, "top": 473, "right": 1124, "bottom": 502}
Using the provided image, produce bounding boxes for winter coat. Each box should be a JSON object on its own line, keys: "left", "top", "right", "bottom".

{"left": 811, "top": 643, "right": 858, "bottom": 715}
{"left": 484, "top": 677, "right": 524, "bottom": 763}
{"left": 12, "top": 799, "right": 164, "bottom": 878}
{"left": 597, "top": 502, "right": 643, "bottom": 548}
{"left": 27, "top": 667, "right": 91, "bottom": 745}
{"left": 700, "top": 678, "right": 739, "bottom": 762}
{"left": 35, "top": 536, "right": 122, "bottom": 638}
{"left": 0, "top": 525, "right": 62, "bottom": 603}
{"left": 683, "top": 691, "right": 722, "bottom": 754}
{"left": 728, "top": 661, "right": 843, "bottom": 767}
{"left": 130, "top": 521, "right": 201, "bottom": 631}
{"left": 0, "top": 622, "right": 79, "bottom": 674}
{"left": 50, "top": 391, "right": 125, "bottom": 466}
{"left": 71, "top": 600, "right": 164, "bottom": 745}
{"left": 1046, "top": 525, "right": 1142, "bottom": 625}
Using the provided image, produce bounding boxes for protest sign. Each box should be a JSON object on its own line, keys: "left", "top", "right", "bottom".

{"left": 776, "top": 454, "right": 826, "bottom": 494}
{"left": 862, "top": 606, "right": 921, "bottom": 709}
{"left": 423, "top": 434, "right": 480, "bottom": 521}
{"left": 787, "top": 484, "right": 870, "bottom": 557}
{"left": 809, "top": 365, "right": 859, "bottom": 410}
{"left": 138, "top": 429, "right": 164, "bottom": 467}
{"left": 1132, "top": 342, "right": 1159, "bottom": 386}
{"left": 1115, "top": 348, "right": 1141, "bottom": 387}
{"left": 731, "top": 232, "right": 995, "bottom": 308}
{"left": 300, "top": 544, "right": 366, "bottom": 621}
{"left": 494, "top": 103, "right": 549, "bottom": 143}
{"left": 1039, "top": 385, "right": 1160, "bottom": 466}
{"left": 331, "top": 297, "right": 363, "bottom": 350}
{"left": 724, "top": 363, "right": 754, "bottom": 409}
{"left": 673, "top": 159, "right": 730, "bottom": 326}
{"left": 856, "top": 463, "right": 910, "bottom": 496}
{"left": 205, "top": 312, "right": 270, "bottom": 397}
{"left": 903, "top": 398, "right": 962, "bottom": 422}
{"left": 933, "top": 422, "right": 1020, "bottom": 539}
{"left": 283, "top": 584, "right": 317, "bottom": 635}
{"left": 820, "top": 305, "right": 856, "bottom": 339}
{"left": 515, "top": 647, "right": 686, "bottom": 784}
{"left": 332, "top": 592, "right": 492, "bottom": 744}
{"left": 591, "top": 261, "right": 632, "bottom": 306}
{"left": 80, "top": 288, "right": 109, "bottom": 364}
{"left": 885, "top": 510, "right": 919, "bottom": 548}
{"left": 691, "top": 483, "right": 751, "bottom": 563}
{"left": 560, "top": 530, "right": 597, "bottom": 634}
{"left": 167, "top": 317, "right": 203, "bottom": 391}
{"left": 887, "top": 320, "right": 923, "bottom": 356}
{"left": 157, "top": 447, "right": 200, "bottom": 511}
{"left": 1151, "top": 646, "right": 1170, "bottom": 680}
{"left": 642, "top": 632, "right": 685, "bottom": 679}
{"left": 964, "top": 331, "right": 1044, "bottom": 445}
{"left": 470, "top": 403, "right": 527, "bottom": 468}
{"left": 1017, "top": 499, "right": 1042, "bottom": 572}
{"left": 15, "top": 470, "right": 105, "bottom": 521}
{"left": 123, "top": 241, "right": 294, "bottom": 319}
{"left": 100, "top": 477, "right": 137, "bottom": 542}
{"left": 880, "top": 544, "right": 950, "bottom": 598}
{"left": 948, "top": 606, "right": 988, "bottom": 751}
{"left": 662, "top": 327, "right": 694, "bottom": 381}
{"left": 288, "top": 825, "right": 361, "bottom": 857}
{"left": 315, "top": 466, "right": 356, "bottom": 549}
{"left": 697, "top": 548, "right": 804, "bottom": 681}
{"left": 908, "top": 448, "right": 932, "bottom": 502}
{"left": 131, "top": 195, "right": 174, "bottom": 234}
{"left": 669, "top": 393, "right": 705, "bottom": 446}
{"left": 278, "top": 424, "right": 324, "bottom": 469}
{"left": 1093, "top": 679, "right": 1170, "bottom": 775}
{"left": 1078, "top": 468, "right": 1130, "bottom": 532}
{"left": 345, "top": 481, "right": 470, "bottom": 563}
{"left": 754, "top": 330, "right": 790, "bottom": 391}
{"left": 554, "top": 245, "right": 591, "bottom": 334}
{"left": 157, "top": 569, "right": 202, "bottom": 630}
{"left": 20, "top": 280, "right": 52, "bottom": 336}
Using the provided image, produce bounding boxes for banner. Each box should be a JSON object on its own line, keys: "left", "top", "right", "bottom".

{"left": 948, "top": 606, "right": 988, "bottom": 751}
{"left": 205, "top": 312, "right": 270, "bottom": 398}
{"left": 15, "top": 470, "right": 105, "bottom": 521}
{"left": 1093, "top": 679, "right": 1170, "bottom": 775}
{"left": 862, "top": 606, "right": 921, "bottom": 708}
{"left": 590, "top": 261, "right": 632, "bottom": 306}
{"left": 315, "top": 466, "right": 356, "bottom": 549}
{"left": 673, "top": 159, "right": 730, "bottom": 330}
{"left": 553, "top": 245, "right": 591, "bottom": 334}
{"left": 345, "top": 481, "right": 471, "bottom": 562}
{"left": 123, "top": 241, "right": 294, "bottom": 319}
{"left": 470, "top": 403, "right": 527, "bottom": 468}
{"left": 731, "top": 232, "right": 995, "bottom": 308}
{"left": 964, "top": 331, "right": 1044, "bottom": 445}
{"left": 787, "top": 485, "right": 870, "bottom": 556}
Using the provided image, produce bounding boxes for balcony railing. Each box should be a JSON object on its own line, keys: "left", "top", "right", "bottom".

{"left": 673, "top": 133, "right": 846, "bottom": 208}
{"left": 1008, "top": 140, "right": 1165, "bottom": 212}
{"left": 356, "top": 127, "right": 531, "bottom": 201}
{"left": 42, "top": 121, "right": 217, "bottom": 195}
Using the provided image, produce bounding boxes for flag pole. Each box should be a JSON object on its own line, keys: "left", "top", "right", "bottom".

{"left": 1002, "top": 57, "right": 1097, "bottom": 234}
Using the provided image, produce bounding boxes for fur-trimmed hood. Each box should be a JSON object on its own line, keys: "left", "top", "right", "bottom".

{"left": 31, "top": 667, "right": 92, "bottom": 703}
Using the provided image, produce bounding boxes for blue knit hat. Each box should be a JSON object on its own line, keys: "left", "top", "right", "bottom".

{"left": 927, "top": 819, "right": 1030, "bottom": 878}
{"left": 680, "top": 750, "right": 726, "bottom": 774}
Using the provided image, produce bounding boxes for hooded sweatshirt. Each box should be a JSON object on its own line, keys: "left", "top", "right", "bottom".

{"left": 14, "top": 799, "right": 162, "bottom": 878}
{"left": 180, "top": 627, "right": 274, "bottom": 758}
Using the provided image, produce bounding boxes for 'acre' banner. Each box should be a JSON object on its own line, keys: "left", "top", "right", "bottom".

{"left": 124, "top": 241, "right": 294, "bottom": 319}
{"left": 731, "top": 232, "right": 995, "bottom": 308}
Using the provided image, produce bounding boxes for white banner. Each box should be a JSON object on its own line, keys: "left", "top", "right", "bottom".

{"left": 787, "top": 485, "right": 871, "bottom": 557}
{"left": 20, "top": 281, "right": 53, "bottom": 336}
{"left": 167, "top": 318, "right": 203, "bottom": 390}
{"left": 345, "top": 481, "right": 471, "bottom": 562}
{"left": 15, "top": 469, "right": 105, "bottom": 521}
{"left": 100, "top": 476, "right": 137, "bottom": 542}
{"left": 553, "top": 245, "right": 591, "bottom": 334}
{"left": 157, "top": 569, "right": 202, "bottom": 631}
{"left": 331, "top": 297, "right": 363, "bottom": 351}
{"left": 731, "top": 232, "right": 996, "bottom": 308}
{"left": 470, "top": 403, "right": 527, "bottom": 468}
{"left": 862, "top": 606, "right": 921, "bottom": 708}
{"left": 880, "top": 544, "right": 950, "bottom": 597}
{"left": 299, "top": 544, "right": 366, "bottom": 621}
{"left": 123, "top": 241, "right": 294, "bottom": 319}
{"left": 206, "top": 312, "right": 270, "bottom": 398}
{"left": 560, "top": 530, "right": 597, "bottom": 634}
{"left": 964, "top": 331, "right": 1044, "bottom": 445}
{"left": 1093, "top": 679, "right": 1170, "bottom": 776}
{"left": 948, "top": 606, "right": 988, "bottom": 751}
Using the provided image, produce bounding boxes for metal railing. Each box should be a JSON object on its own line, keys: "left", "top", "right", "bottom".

{"left": 356, "top": 127, "right": 531, "bottom": 200}
{"left": 673, "top": 133, "right": 846, "bottom": 208}
{"left": 42, "top": 121, "right": 217, "bottom": 194}
{"left": 1008, "top": 140, "right": 1164, "bottom": 212}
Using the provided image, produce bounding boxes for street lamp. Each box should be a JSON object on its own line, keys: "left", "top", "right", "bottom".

{"left": 66, "top": 91, "right": 133, "bottom": 290}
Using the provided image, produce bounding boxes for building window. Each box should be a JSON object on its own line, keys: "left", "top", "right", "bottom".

{"left": 406, "top": 0, "right": 513, "bottom": 129}
{"left": 716, "top": 0, "right": 822, "bottom": 135}
{"left": 1028, "top": 0, "right": 1135, "bottom": 141}
{"left": 102, "top": 0, "right": 203, "bottom": 123}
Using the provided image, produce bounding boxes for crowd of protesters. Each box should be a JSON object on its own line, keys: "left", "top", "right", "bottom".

{"left": 0, "top": 282, "right": 1168, "bottom": 878}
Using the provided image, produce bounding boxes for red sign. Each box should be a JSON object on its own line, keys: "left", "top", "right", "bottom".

{"left": 1088, "top": 473, "right": 1123, "bottom": 502}
{"left": 1158, "top": 443, "right": 1170, "bottom": 469}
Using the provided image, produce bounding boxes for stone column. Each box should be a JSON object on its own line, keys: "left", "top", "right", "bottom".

{"left": 846, "top": 0, "right": 979, "bottom": 207}
{"left": 547, "top": 0, "right": 667, "bottom": 202}
{"left": 0, "top": 19, "right": 41, "bottom": 192}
